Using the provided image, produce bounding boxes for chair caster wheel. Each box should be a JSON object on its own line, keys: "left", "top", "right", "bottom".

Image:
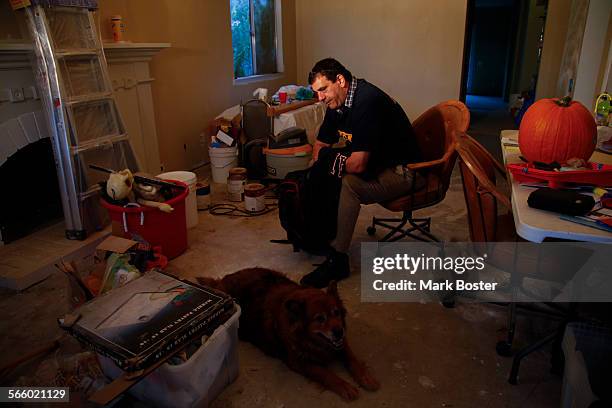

{"left": 496, "top": 340, "right": 513, "bottom": 357}
{"left": 367, "top": 226, "right": 376, "bottom": 236}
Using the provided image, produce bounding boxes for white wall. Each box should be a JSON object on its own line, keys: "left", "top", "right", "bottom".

{"left": 536, "top": 0, "right": 571, "bottom": 99}
{"left": 519, "top": 0, "right": 547, "bottom": 93}
{"left": 295, "top": 0, "right": 467, "bottom": 120}
{"left": 573, "top": 0, "right": 612, "bottom": 109}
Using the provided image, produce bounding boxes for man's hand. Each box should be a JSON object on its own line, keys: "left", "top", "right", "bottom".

{"left": 345, "top": 151, "right": 370, "bottom": 174}
{"left": 313, "top": 140, "right": 331, "bottom": 162}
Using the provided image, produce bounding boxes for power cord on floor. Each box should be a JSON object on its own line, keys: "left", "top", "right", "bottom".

{"left": 207, "top": 202, "right": 277, "bottom": 217}
{"left": 200, "top": 186, "right": 280, "bottom": 217}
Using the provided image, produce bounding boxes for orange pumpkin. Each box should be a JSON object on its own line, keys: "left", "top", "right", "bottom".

{"left": 518, "top": 96, "right": 596, "bottom": 164}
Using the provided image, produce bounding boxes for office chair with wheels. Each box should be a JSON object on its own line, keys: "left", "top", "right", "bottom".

{"left": 367, "top": 100, "right": 470, "bottom": 242}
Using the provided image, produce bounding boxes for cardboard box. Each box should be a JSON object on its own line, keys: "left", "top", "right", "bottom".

{"left": 216, "top": 130, "right": 235, "bottom": 147}
{"left": 96, "top": 235, "right": 138, "bottom": 256}
{"left": 92, "top": 235, "right": 138, "bottom": 276}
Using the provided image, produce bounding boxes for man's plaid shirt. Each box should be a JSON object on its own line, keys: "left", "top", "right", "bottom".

{"left": 339, "top": 77, "right": 358, "bottom": 112}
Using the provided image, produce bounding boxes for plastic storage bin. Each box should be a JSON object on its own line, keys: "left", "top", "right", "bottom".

{"left": 561, "top": 322, "right": 612, "bottom": 408}
{"left": 99, "top": 305, "right": 241, "bottom": 408}
{"left": 100, "top": 181, "right": 188, "bottom": 259}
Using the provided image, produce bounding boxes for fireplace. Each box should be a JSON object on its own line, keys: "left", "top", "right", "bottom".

{"left": 0, "top": 137, "right": 63, "bottom": 243}
{"left": 0, "top": 41, "right": 167, "bottom": 245}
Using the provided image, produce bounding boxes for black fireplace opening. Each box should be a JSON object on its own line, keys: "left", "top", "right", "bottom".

{"left": 0, "top": 138, "right": 63, "bottom": 244}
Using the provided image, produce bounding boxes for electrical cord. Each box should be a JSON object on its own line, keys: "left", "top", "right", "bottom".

{"left": 207, "top": 202, "right": 277, "bottom": 217}
{"left": 205, "top": 192, "right": 278, "bottom": 217}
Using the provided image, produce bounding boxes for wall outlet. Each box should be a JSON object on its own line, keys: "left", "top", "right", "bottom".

{"left": 9, "top": 88, "right": 25, "bottom": 102}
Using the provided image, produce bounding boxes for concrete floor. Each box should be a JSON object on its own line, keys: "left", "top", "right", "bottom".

{"left": 0, "top": 165, "right": 562, "bottom": 407}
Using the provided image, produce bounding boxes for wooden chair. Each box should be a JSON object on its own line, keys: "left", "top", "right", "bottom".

{"left": 455, "top": 131, "right": 515, "bottom": 242}
{"left": 455, "top": 131, "right": 591, "bottom": 384}
{"left": 367, "top": 100, "right": 470, "bottom": 242}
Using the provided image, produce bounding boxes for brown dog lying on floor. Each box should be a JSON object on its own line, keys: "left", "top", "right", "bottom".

{"left": 197, "top": 267, "right": 379, "bottom": 401}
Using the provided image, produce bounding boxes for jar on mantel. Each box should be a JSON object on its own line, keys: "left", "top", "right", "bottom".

{"left": 111, "top": 15, "right": 125, "bottom": 42}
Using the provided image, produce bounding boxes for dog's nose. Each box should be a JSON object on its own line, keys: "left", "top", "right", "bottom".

{"left": 332, "top": 327, "right": 344, "bottom": 340}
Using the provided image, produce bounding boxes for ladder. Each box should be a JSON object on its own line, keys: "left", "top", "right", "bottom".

{"left": 21, "top": 0, "right": 139, "bottom": 239}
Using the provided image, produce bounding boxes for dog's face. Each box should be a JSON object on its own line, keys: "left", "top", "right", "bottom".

{"left": 285, "top": 282, "right": 347, "bottom": 351}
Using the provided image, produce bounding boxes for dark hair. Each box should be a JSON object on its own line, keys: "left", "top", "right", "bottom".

{"left": 308, "top": 58, "right": 353, "bottom": 85}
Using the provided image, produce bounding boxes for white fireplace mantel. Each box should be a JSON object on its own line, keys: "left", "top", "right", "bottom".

{"left": 102, "top": 42, "right": 171, "bottom": 63}
{"left": 0, "top": 41, "right": 170, "bottom": 69}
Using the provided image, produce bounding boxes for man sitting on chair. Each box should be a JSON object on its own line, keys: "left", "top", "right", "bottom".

{"left": 300, "top": 58, "right": 421, "bottom": 288}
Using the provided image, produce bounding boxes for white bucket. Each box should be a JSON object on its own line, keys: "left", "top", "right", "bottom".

{"left": 209, "top": 146, "right": 238, "bottom": 183}
{"left": 157, "top": 171, "right": 198, "bottom": 229}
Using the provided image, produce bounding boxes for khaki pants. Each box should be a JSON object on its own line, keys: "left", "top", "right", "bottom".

{"left": 332, "top": 167, "right": 417, "bottom": 253}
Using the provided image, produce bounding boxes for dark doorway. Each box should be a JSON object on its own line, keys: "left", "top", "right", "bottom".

{"left": 460, "top": 0, "right": 548, "bottom": 160}
{"left": 467, "top": 3, "right": 516, "bottom": 96}
{"left": 461, "top": 0, "right": 549, "bottom": 104}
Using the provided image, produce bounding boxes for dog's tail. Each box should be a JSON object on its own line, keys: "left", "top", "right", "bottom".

{"left": 196, "top": 276, "right": 226, "bottom": 293}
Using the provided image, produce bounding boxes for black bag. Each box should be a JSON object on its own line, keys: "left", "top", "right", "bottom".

{"left": 276, "top": 148, "right": 345, "bottom": 254}
{"left": 527, "top": 188, "right": 595, "bottom": 216}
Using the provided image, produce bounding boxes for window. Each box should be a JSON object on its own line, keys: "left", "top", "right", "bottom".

{"left": 230, "top": 0, "right": 282, "bottom": 79}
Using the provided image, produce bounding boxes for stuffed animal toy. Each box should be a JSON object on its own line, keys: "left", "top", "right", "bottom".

{"left": 106, "top": 169, "right": 174, "bottom": 213}
{"left": 106, "top": 169, "right": 134, "bottom": 201}
{"left": 133, "top": 182, "right": 164, "bottom": 201}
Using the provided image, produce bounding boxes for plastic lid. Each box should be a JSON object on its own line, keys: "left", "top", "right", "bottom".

{"left": 157, "top": 171, "right": 197, "bottom": 184}
{"left": 263, "top": 144, "right": 313, "bottom": 156}
{"left": 229, "top": 167, "right": 247, "bottom": 175}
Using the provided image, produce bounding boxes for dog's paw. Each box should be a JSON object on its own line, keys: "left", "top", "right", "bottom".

{"left": 334, "top": 381, "right": 360, "bottom": 401}
{"left": 350, "top": 364, "right": 380, "bottom": 391}
{"left": 355, "top": 369, "right": 380, "bottom": 391}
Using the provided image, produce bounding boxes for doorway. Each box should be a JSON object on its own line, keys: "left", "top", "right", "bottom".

{"left": 460, "top": 0, "right": 548, "bottom": 159}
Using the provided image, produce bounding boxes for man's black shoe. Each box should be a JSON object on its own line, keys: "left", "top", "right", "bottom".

{"left": 300, "top": 251, "right": 350, "bottom": 288}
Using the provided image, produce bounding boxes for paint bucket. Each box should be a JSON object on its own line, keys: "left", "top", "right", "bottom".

{"left": 209, "top": 145, "right": 238, "bottom": 183}
{"left": 196, "top": 181, "right": 211, "bottom": 210}
{"left": 244, "top": 183, "right": 266, "bottom": 212}
{"left": 227, "top": 167, "right": 247, "bottom": 202}
{"left": 157, "top": 171, "right": 198, "bottom": 228}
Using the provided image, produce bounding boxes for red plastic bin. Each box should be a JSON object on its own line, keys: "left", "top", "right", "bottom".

{"left": 100, "top": 180, "right": 188, "bottom": 259}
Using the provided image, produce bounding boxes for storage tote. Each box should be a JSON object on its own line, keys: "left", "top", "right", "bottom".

{"left": 100, "top": 180, "right": 188, "bottom": 259}
{"left": 99, "top": 305, "right": 241, "bottom": 408}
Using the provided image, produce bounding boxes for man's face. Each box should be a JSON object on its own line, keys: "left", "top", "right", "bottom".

{"left": 311, "top": 74, "right": 349, "bottom": 110}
